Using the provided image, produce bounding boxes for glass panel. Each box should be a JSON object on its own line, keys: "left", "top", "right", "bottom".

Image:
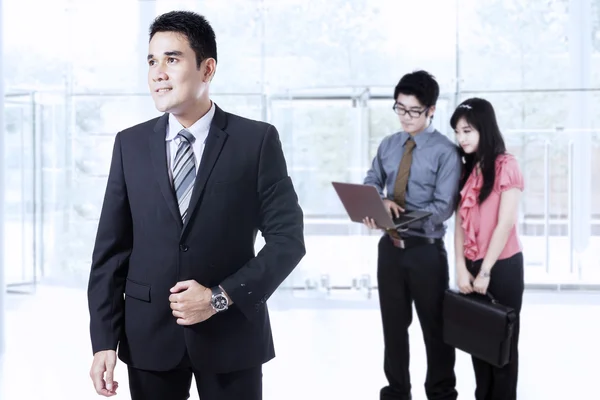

{"left": 3, "top": 0, "right": 69, "bottom": 90}
{"left": 211, "top": 94, "right": 264, "bottom": 121}
{"left": 264, "top": 0, "right": 457, "bottom": 93}
{"left": 270, "top": 93, "right": 457, "bottom": 297}
{"left": 368, "top": 99, "right": 400, "bottom": 163}
{"left": 504, "top": 129, "right": 572, "bottom": 283}
{"left": 270, "top": 97, "right": 372, "bottom": 295}
{"left": 66, "top": 1, "right": 147, "bottom": 93}
{"left": 589, "top": 130, "right": 600, "bottom": 283}
{"left": 271, "top": 98, "right": 359, "bottom": 218}
{"left": 3, "top": 94, "right": 37, "bottom": 291}
{"left": 36, "top": 93, "right": 69, "bottom": 284}
{"left": 458, "top": 0, "right": 570, "bottom": 91}
{"left": 591, "top": 0, "right": 600, "bottom": 87}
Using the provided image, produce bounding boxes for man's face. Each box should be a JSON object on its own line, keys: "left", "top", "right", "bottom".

{"left": 395, "top": 94, "right": 434, "bottom": 135}
{"left": 147, "top": 31, "right": 212, "bottom": 116}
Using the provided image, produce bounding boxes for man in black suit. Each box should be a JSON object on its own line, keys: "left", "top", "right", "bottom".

{"left": 87, "top": 10, "right": 305, "bottom": 400}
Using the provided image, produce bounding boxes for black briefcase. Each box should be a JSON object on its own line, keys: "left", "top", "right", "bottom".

{"left": 442, "top": 288, "right": 517, "bottom": 368}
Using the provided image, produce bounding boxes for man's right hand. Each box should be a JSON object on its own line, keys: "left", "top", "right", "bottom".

{"left": 362, "top": 199, "right": 404, "bottom": 230}
{"left": 90, "top": 350, "right": 119, "bottom": 397}
{"left": 383, "top": 199, "right": 404, "bottom": 218}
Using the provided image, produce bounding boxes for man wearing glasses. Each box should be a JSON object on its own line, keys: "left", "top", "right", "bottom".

{"left": 363, "top": 70, "right": 461, "bottom": 400}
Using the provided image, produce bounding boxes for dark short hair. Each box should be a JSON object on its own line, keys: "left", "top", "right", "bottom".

{"left": 450, "top": 97, "right": 507, "bottom": 204}
{"left": 393, "top": 70, "right": 440, "bottom": 108}
{"left": 149, "top": 11, "right": 217, "bottom": 68}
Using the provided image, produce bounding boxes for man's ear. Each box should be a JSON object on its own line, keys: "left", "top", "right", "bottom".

{"left": 427, "top": 105, "right": 436, "bottom": 119}
{"left": 202, "top": 58, "right": 217, "bottom": 82}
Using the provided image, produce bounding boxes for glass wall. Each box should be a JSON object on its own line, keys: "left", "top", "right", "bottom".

{"left": 3, "top": 0, "right": 600, "bottom": 296}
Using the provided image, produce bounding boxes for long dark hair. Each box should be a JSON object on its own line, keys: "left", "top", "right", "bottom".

{"left": 450, "top": 98, "right": 506, "bottom": 204}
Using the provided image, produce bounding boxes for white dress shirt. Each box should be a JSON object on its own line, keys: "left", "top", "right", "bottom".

{"left": 165, "top": 101, "right": 216, "bottom": 183}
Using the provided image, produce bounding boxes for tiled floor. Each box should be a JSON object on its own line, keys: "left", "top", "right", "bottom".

{"left": 0, "top": 285, "right": 599, "bottom": 399}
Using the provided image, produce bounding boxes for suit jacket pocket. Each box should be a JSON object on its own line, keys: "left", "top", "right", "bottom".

{"left": 125, "top": 278, "right": 151, "bottom": 302}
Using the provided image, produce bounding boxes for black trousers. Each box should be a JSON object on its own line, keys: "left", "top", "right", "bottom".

{"left": 127, "top": 352, "right": 262, "bottom": 400}
{"left": 466, "top": 252, "right": 524, "bottom": 400}
{"left": 377, "top": 235, "right": 457, "bottom": 400}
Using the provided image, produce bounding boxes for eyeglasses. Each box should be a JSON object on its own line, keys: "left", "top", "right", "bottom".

{"left": 392, "top": 103, "right": 429, "bottom": 118}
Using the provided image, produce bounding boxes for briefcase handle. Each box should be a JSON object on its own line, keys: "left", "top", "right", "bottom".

{"left": 481, "top": 291, "right": 498, "bottom": 304}
{"left": 462, "top": 291, "right": 498, "bottom": 304}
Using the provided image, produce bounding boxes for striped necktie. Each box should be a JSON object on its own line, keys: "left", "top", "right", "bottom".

{"left": 172, "top": 129, "right": 196, "bottom": 222}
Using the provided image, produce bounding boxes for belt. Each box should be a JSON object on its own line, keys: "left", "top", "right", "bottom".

{"left": 388, "top": 233, "right": 442, "bottom": 249}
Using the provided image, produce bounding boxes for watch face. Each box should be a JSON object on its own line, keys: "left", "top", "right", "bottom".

{"left": 212, "top": 293, "right": 228, "bottom": 311}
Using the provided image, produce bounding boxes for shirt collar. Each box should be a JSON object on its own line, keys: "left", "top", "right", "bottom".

{"left": 166, "top": 101, "right": 216, "bottom": 143}
{"left": 402, "top": 122, "right": 435, "bottom": 148}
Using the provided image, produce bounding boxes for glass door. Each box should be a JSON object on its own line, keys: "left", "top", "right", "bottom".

{"left": 3, "top": 93, "right": 39, "bottom": 294}
{"left": 267, "top": 91, "right": 456, "bottom": 300}
{"left": 582, "top": 131, "right": 600, "bottom": 285}
{"left": 502, "top": 128, "right": 599, "bottom": 287}
{"left": 269, "top": 93, "right": 373, "bottom": 299}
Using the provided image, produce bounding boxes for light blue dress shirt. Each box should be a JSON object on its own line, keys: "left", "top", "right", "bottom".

{"left": 364, "top": 123, "right": 462, "bottom": 239}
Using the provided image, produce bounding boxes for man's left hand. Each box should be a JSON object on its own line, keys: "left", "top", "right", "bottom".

{"left": 169, "top": 280, "right": 215, "bottom": 325}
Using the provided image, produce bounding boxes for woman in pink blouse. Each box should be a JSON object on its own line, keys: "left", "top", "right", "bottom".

{"left": 451, "top": 98, "right": 524, "bottom": 400}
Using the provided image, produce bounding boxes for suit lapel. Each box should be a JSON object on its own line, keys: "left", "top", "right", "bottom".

{"left": 182, "top": 105, "right": 229, "bottom": 235}
{"left": 149, "top": 113, "right": 183, "bottom": 228}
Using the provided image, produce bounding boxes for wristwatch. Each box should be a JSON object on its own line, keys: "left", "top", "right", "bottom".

{"left": 210, "top": 286, "right": 229, "bottom": 313}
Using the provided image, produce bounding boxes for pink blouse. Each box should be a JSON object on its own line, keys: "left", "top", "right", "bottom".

{"left": 459, "top": 154, "right": 524, "bottom": 262}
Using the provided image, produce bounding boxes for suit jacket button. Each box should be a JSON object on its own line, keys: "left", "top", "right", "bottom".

{"left": 180, "top": 244, "right": 189, "bottom": 252}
